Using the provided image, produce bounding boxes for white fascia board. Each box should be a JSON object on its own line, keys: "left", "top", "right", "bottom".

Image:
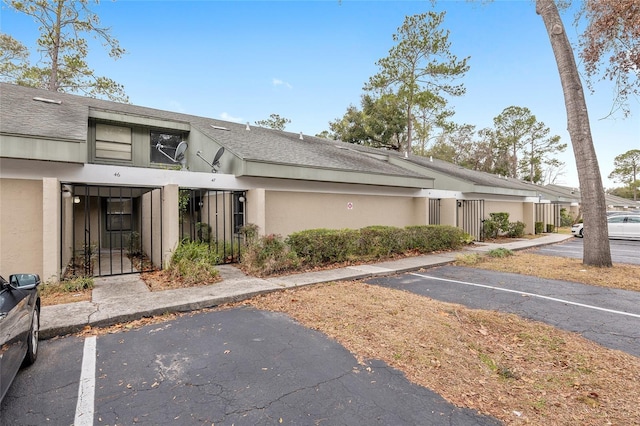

{"left": 89, "top": 109, "right": 190, "bottom": 131}
{"left": 237, "top": 176, "right": 425, "bottom": 197}
{"left": 0, "top": 159, "right": 244, "bottom": 190}
{"left": 419, "top": 188, "right": 463, "bottom": 199}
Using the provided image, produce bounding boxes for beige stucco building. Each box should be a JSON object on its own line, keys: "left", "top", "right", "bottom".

{"left": 1, "top": 83, "right": 589, "bottom": 282}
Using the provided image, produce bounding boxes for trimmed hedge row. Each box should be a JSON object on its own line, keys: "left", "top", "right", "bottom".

{"left": 286, "top": 225, "right": 471, "bottom": 266}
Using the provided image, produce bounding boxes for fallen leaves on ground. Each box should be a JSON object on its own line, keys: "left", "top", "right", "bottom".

{"left": 465, "top": 250, "right": 640, "bottom": 292}
{"left": 242, "top": 281, "right": 640, "bottom": 425}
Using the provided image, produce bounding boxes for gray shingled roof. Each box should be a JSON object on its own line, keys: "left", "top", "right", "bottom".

{"left": 0, "top": 83, "right": 424, "bottom": 179}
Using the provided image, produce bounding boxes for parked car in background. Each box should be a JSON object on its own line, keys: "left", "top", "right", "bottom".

{"left": 571, "top": 221, "right": 584, "bottom": 237}
{"left": 571, "top": 214, "right": 640, "bottom": 240}
{"left": 0, "top": 273, "right": 41, "bottom": 402}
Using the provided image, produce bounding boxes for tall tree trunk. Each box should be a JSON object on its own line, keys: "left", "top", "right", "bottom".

{"left": 536, "top": 0, "right": 611, "bottom": 267}
{"left": 49, "top": 0, "right": 64, "bottom": 92}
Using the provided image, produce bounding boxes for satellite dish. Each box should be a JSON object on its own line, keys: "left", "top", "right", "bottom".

{"left": 155, "top": 141, "right": 188, "bottom": 169}
{"left": 175, "top": 141, "right": 188, "bottom": 162}
{"left": 196, "top": 146, "right": 225, "bottom": 173}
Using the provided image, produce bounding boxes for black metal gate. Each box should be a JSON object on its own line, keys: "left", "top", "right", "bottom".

{"left": 428, "top": 198, "right": 441, "bottom": 225}
{"left": 61, "top": 184, "right": 162, "bottom": 278}
{"left": 178, "top": 189, "right": 246, "bottom": 263}
{"left": 457, "top": 199, "right": 485, "bottom": 242}
{"left": 535, "top": 203, "right": 561, "bottom": 234}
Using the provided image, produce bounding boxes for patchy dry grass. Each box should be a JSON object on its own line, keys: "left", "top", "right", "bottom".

{"left": 243, "top": 281, "right": 640, "bottom": 425}
{"left": 457, "top": 250, "right": 640, "bottom": 292}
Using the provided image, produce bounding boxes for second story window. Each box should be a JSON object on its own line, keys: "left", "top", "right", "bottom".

{"left": 96, "top": 123, "right": 132, "bottom": 161}
{"left": 151, "top": 131, "right": 183, "bottom": 165}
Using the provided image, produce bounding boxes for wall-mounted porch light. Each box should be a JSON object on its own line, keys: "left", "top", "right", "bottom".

{"left": 73, "top": 196, "right": 81, "bottom": 204}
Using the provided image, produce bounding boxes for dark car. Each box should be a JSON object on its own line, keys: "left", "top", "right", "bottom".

{"left": 0, "top": 273, "right": 41, "bottom": 402}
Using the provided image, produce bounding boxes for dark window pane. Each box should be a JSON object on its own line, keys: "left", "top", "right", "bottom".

{"left": 151, "top": 131, "right": 183, "bottom": 164}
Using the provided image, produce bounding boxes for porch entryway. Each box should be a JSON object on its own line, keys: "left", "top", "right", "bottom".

{"left": 61, "top": 184, "right": 163, "bottom": 278}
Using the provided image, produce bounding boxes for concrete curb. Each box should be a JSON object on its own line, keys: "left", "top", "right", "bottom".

{"left": 39, "top": 234, "right": 574, "bottom": 339}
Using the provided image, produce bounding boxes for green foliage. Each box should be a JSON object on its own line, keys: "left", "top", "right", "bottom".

{"left": 546, "top": 223, "right": 556, "bottom": 233}
{"left": 365, "top": 11, "right": 469, "bottom": 154}
{"left": 286, "top": 228, "right": 359, "bottom": 265}
{"left": 535, "top": 221, "right": 545, "bottom": 234}
{"left": 178, "top": 190, "right": 190, "bottom": 219}
{"left": 329, "top": 94, "right": 407, "bottom": 150}
{"left": 255, "top": 113, "right": 291, "bottom": 130}
{"left": 240, "top": 234, "right": 299, "bottom": 276}
{"left": 167, "top": 240, "right": 221, "bottom": 284}
{"left": 286, "top": 225, "right": 470, "bottom": 267}
{"left": 507, "top": 221, "right": 526, "bottom": 238}
{"left": 487, "top": 248, "right": 514, "bottom": 258}
{"left": 4, "top": 0, "right": 128, "bottom": 102}
{"left": 40, "top": 276, "right": 94, "bottom": 297}
{"left": 240, "top": 223, "right": 259, "bottom": 244}
{"left": 195, "top": 222, "right": 211, "bottom": 242}
{"left": 608, "top": 149, "right": 640, "bottom": 201}
{"left": 125, "top": 231, "right": 142, "bottom": 256}
{"left": 171, "top": 240, "right": 223, "bottom": 265}
{"left": 489, "top": 213, "right": 510, "bottom": 232}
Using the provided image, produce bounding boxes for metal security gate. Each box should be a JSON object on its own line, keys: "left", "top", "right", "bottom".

{"left": 535, "top": 203, "right": 561, "bottom": 233}
{"left": 178, "top": 189, "right": 246, "bottom": 263}
{"left": 457, "top": 199, "right": 485, "bottom": 242}
{"left": 61, "top": 184, "right": 162, "bottom": 278}
{"left": 429, "top": 198, "right": 441, "bottom": 225}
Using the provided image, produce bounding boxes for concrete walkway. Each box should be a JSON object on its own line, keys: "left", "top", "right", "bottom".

{"left": 40, "top": 233, "right": 573, "bottom": 339}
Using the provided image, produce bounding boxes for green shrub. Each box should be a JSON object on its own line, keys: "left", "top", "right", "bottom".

{"left": 482, "top": 220, "right": 501, "bottom": 239}
{"left": 507, "top": 221, "right": 526, "bottom": 237}
{"left": 286, "top": 228, "right": 358, "bottom": 265}
{"left": 535, "top": 221, "right": 544, "bottom": 234}
{"left": 168, "top": 240, "right": 221, "bottom": 284}
{"left": 356, "top": 226, "right": 408, "bottom": 258}
{"left": 40, "top": 276, "right": 94, "bottom": 297}
{"left": 125, "top": 231, "right": 142, "bottom": 256}
{"left": 241, "top": 233, "right": 299, "bottom": 276}
{"left": 546, "top": 223, "right": 556, "bottom": 233}
{"left": 560, "top": 208, "right": 574, "bottom": 227}
{"left": 489, "top": 213, "right": 510, "bottom": 232}
{"left": 195, "top": 222, "right": 211, "bottom": 242}
{"left": 406, "top": 225, "right": 470, "bottom": 252}
{"left": 487, "top": 248, "right": 514, "bottom": 258}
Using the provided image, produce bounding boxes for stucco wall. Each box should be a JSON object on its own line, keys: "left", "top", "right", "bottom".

{"left": 0, "top": 179, "right": 43, "bottom": 276}
{"left": 485, "top": 200, "right": 525, "bottom": 223}
{"left": 263, "top": 191, "right": 422, "bottom": 236}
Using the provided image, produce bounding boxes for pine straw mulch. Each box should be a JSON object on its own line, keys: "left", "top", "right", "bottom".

{"left": 240, "top": 280, "right": 640, "bottom": 425}
{"left": 461, "top": 250, "right": 640, "bottom": 292}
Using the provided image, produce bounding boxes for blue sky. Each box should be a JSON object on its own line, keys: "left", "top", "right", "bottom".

{"left": 2, "top": 0, "right": 638, "bottom": 189}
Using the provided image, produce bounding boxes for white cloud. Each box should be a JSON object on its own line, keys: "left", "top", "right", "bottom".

{"left": 272, "top": 78, "right": 293, "bottom": 89}
{"left": 219, "top": 112, "right": 243, "bottom": 123}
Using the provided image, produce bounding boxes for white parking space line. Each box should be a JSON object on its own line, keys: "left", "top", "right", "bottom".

{"left": 411, "top": 273, "right": 640, "bottom": 319}
{"left": 75, "top": 336, "right": 96, "bottom": 426}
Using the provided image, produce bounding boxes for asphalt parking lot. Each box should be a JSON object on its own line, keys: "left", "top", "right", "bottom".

{"left": 532, "top": 237, "right": 640, "bottom": 265}
{"left": 1, "top": 307, "right": 501, "bottom": 426}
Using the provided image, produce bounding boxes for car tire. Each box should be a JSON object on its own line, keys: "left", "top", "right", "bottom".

{"left": 579, "top": 228, "right": 584, "bottom": 238}
{"left": 22, "top": 307, "right": 39, "bottom": 367}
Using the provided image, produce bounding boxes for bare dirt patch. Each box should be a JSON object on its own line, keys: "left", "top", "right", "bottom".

{"left": 41, "top": 290, "right": 92, "bottom": 306}
{"left": 140, "top": 269, "right": 221, "bottom": 291}
{"left": 242, "top": 281, "right": 640, "bottom": 425}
